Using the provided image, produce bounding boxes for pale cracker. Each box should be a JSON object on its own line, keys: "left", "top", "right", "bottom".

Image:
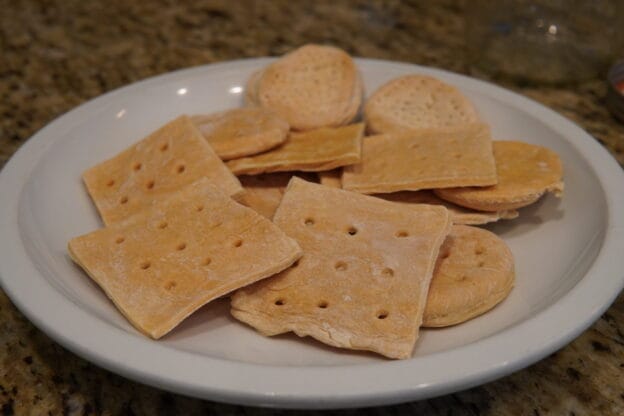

{"left": 83, "top": 115, "right": 243, "bottom": 225}
{"left": 435, "top": 141, "right": 564, "bottom": 211}
{"left": 342, "top": 123, "right": 497, "bottom": 194}
{"left": 256, "top": 44, "right": 362, "bottom": 130}
{"left": 238, "top": 172, "right": 317, "bottom": 219}
{"left": 378, "top": 191, "right": 518, "bottom": 225}
{"left": 68, "top": 178, "right": 302, "bottom": 339}
{"left": 423, "top": 225, "right": 515, "bottom": 327}
{"left": 226, "top": 123, "right": 364, "bottom": 175}
{"left": 191, "top": 108, "right": 289, "bottom": 160}
{"left": 364, "top": 74, "right": 480, "bottom": 134}
{"left": 231, "top": 178, "right": 452, "bottom": 359}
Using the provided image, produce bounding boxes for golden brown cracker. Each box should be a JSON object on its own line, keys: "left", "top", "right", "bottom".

{"left": 230, "top": 178, "right": 452, "bottom": 359}
{"left": 191, "top": 108, "right": 289, "bottom": 160}
{"left": 423, "top": 225, "right": 515, "bottom": 327}
{"left": 256, "top": 44, "right": 362, "bottom": 130}
{"left": 364, "top": 74, "right": 479, "bottom": 134}
{"left": 226, "top": 123, "right": 364, "bottom": 175}
{"left": 82, "top": 115, "right": 243, "bottom": 225}
{"left": 342, "top": 124, "right": 497, "bottom": 194}
{"left": 435, "top": 141, "right": 564, "bottom": 211}
{"left": 68, "top": 178, "right": 302, "bottom": 339}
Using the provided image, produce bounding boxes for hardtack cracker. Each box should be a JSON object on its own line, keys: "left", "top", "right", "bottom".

{"left": 342, "top": 123, "right": 497, "bottom": 194}
{"left": 364, "top": 74, "right": 480, "bottom": 134}
{"left": 423, "top": 225, "right": 515, "bottom": 327}
{"left": 226, "top": 123, "right": 364, "bottom": 175}
{"left": 231, "top": 178, "right": 452, "bottom": 359}
{"left": 68, "top": 178, "right": 302, "bottom": 339}
{"left": 82, "top": 115, "right": 243, "bottom": 225}
{"left": 191, "top": 108, "right": 289, "bottom": 160}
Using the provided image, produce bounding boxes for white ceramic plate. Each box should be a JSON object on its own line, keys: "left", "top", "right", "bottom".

{"left": 1, "top": 58, "right": 623, "bottom": 409}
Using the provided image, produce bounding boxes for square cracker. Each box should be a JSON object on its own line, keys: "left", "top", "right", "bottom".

{"left": 230, "top": 178, "right": 452, "bottom": 359}
{"left": 226, "top": 123, "right": 364, "bottom": 175}
{"left": 341, "top": 123, "right": 497, "bottom": 194}
{"left": 68, "top": 178, "right": 302, "bottom": 339}
{"left": 83, "top": 115, "right": 243, "bottom": 225}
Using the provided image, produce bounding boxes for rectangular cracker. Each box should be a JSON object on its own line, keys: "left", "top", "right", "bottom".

{"left": 378, "top": 191, "right": 518, "bottom": 225}
{"left": 238, "top": 172, "right": 317, "bottom": 219}
{"left": 226, "top": 123, "right": 364, "bottom": 175}
{"left": 83, "top": 115, "right": 243, "bottom": 225}
{"left": 317, "top": 169, "right": 342, "bottom": 188}
{"left": 230, "top": 178, "right": 452, "bottom": 359}
{"left": 341, "top": 123, "right": 497, "bottom": 194}
{"left": 68, "top": 178, "right": 302, "bottom": 339}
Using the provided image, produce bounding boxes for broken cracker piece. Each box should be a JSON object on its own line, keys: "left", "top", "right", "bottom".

{"left": 226, "top": 123, "right": 364, "bottom": 175}
{"left": 83, "top": 115, "right": 243, "bottom": 225}
{"left": 68, "top": 178, "right": 302, "bottom": 339}
{"left": 342, "top": 123, "right": 497, "bottom": 194}
{"left": 231, "top": 178, "right": 452, "bottom": 359}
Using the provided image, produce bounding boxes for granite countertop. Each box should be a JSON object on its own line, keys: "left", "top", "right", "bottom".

{"left": 1, "top": 1, "right": 624, "bottom": 414}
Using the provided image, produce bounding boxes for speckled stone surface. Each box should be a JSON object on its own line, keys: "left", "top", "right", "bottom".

{"left": 1, "top": 1, "right": 624, "bottom": 414}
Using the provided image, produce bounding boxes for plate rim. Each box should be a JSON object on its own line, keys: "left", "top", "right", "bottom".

{"left": 1, "top": 57, "right": 623, "bottom": 409}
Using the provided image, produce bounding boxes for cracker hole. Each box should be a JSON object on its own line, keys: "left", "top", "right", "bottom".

{"left": 478, "top": 261, "right": 485, "bottom": 267}
{"left": 157, "top": 221, "right": 168, "bottom": 229}
{"left": 146, "top": 180, "right": 155, "bottom": 190}
{"left": 202, "top": 257, "right": 212, "bottom": 266}
{"left": 274, "top": 299, "right": 285, "bottom": 306}
{"left": 335, "top": 261, "right": 347, "bottom": 271}
{"left": 120, "top": 196, "right": 129, "bottom": 204}
{"left": 140, "top": 261, "right": 151, "bottom": 270}
{"left": 164, "top": 281, "right": 177, "bottom": 291}
{"left": 475, "top": 247, "right": 485, "bottom": 255}
{"left": 160, "top": 143, "right": 169, "bottom": 151}
{"left": 377, "top": 311, "right": 389, "bottom": 320}
{"left": 176, "top": 242, "right": 187, "bottom": 251}
{"left": 304, "top": 218, "right": 315, "bottom": 226}
{"left": 234, "top": 239, "right": 243, "bottom": 248}
{"left": 317, "top": 301, "right": 329, "bottom": 309}
{"left": 176, "top": 164, "right": 186, "bottom": 174}
{"left": 454, "top": 153, "right": 462, "bottom": 159}
{"left": 347, "top": 226, "right": 358, "bottom": 236}
{"left": 441, "top": 251, "right": 451, "bottom": 259}
{"left": 115, "top": 236, "right": 125, "bottom": 244}
{"left": 106, "top": 179, "right": 115, "bottom": 187}
{"left": 396, "top": 230, "right": 408, "bottom": 238}
{"left": 196, "top": 205, "right": 204, "bottom": 212}
{"left": 410, "top": 143, "right": 420, "bottom": 149}
{"left": 133, "top": 162, "right": 142, "bottom": 171}
{"left": 382, "top": 268, "right": 394, "bottom": 277}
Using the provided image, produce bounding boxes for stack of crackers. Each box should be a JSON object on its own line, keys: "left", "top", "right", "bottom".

{"left": 69, "top": 44, "right": 563, "bottom": 359}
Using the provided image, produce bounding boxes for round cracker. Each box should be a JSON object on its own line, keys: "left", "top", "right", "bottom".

{"left": 256, "top": 44, "right": 361, "bottom": 131}
{"left": 191, "top": 108, "right": 289, "bottom": 161}
{"left": 364, "top": 75, "right": 480, "bottom": 134}
{"left": 434, "top": 141, "right": 564, "bottom": 211}
{"left": 423, "top": 225, "right": 514, "bottom": 327}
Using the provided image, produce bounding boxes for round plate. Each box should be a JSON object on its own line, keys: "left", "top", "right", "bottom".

{"left": 1, "top": 58, "right": 623, "bottom": 409}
